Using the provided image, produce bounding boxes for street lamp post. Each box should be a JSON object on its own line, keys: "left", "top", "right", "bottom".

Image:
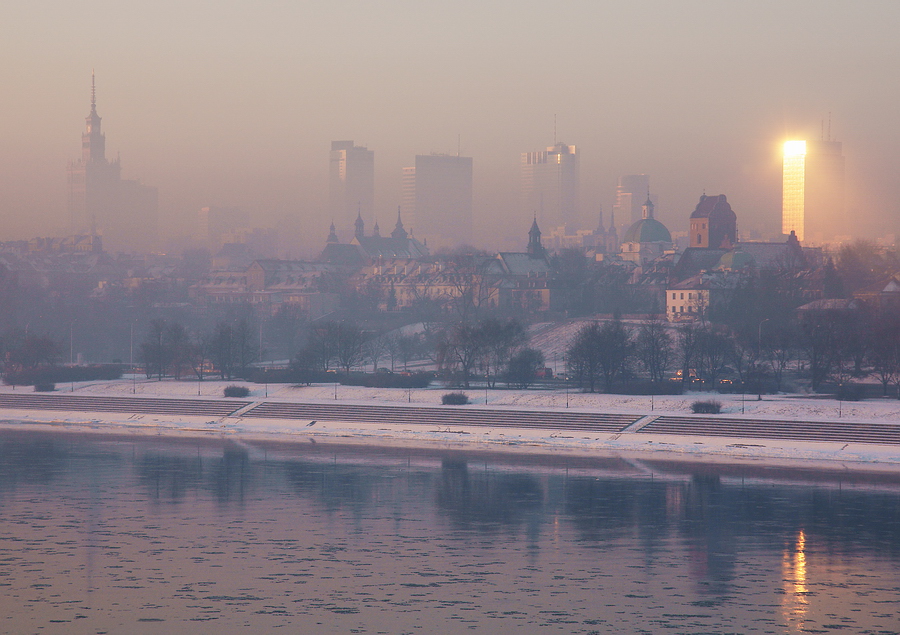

{"left": 757, "top": 318, "right": 770, "bottom": 400}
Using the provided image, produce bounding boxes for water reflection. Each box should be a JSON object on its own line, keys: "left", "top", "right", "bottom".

{"left": 782, "top": 529, "right": 809, "bottom": 632}
{"left": 0, "top": 430, "right": 897, "bottom": 633}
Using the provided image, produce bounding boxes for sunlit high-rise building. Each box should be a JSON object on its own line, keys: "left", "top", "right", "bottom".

{"left": 329, "top": 140, "right": 374, "bottom": 230}
{"left": 782, "top": 139, "right": 844, "bottom": 243}
{"left": 402, "top": 154, "right": 473, "bottom": 248}
{"left": 67, "top": 73, "right": 158, "bottom": 253}
{"left": 521, "top": 143, "right": 579, "bottom": 229}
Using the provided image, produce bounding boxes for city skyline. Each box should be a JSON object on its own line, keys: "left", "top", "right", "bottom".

{"left": 2, "top": 2, "right": 900, "bottom": 254}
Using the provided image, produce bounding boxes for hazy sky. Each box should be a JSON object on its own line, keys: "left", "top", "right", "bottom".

{"left": 3, "top": 0, "right": 899, "bottom": 252}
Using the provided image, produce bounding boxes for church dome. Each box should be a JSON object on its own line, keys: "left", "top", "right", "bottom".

{"left": 622, "top": 217, "right": 672, "bottom": 244}
{"left": 716, "top": 249, "right": 755, "bottom": 271}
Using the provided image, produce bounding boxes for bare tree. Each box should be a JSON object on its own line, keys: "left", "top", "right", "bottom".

{"left": 694, "top": 324, "right": 732, "bottom": 388}
{"left": 566, "top": 319, "right": 632, "bottom": 392}
{"left": 567, "top": 322, "right": 603, "bottom": 393}
{"left": 210, "top": 322, "right": 236, "bottom": 380}
{"left": 676, "top": 323, "right": 700, "bottom": 388}
{"left": 326, "top": 321, "right": 368, "bottom": 374}
{"left": 140, "top": 319, "right": 169, "bottom": 380}
{"left": 478, "top": 318, "right": 527, "bottom": 388}
{"left": 635, "top": 318, "right": 672, "bottom": 383}
{"left": 365, "top": 335, "right": 388, "bottom": 372}
{"left": 165, "top": 322, "right": 193, "bottom": 380}
{"left": 436, "top": 322, "right": 485, "bottom": 387}
{"left": 507, "top": 347, "right": 544, "bottom": 389}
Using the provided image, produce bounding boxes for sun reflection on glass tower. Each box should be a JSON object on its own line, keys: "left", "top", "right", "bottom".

{"left": 782, "top": 138, "right": 844, "bottom": 243}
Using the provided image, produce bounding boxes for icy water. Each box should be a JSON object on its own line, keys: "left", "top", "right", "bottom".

{"left": 1, "top": 431, "right": 899, "bottom": 634}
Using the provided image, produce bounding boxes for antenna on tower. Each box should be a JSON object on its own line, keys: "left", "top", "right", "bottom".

{"left": 91, "top": 69, "right": 96, "bottom": 111}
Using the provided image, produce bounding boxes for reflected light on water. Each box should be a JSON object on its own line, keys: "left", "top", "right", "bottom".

{"left": 782, "top": 529, "right": 808, "bottom": 632}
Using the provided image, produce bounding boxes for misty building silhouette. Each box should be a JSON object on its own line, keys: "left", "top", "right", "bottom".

{"left": 66, "top": 74, "right": 158, "bottom": 253}
{"left": 320, "top": 208, "right": 428, "bottom": 265}
{"left": 613, "top": 174, "right": 650, "bottom": 229}
{"left": 782, "top": 139, "right": 844, "bottom": 243}
{"left": 689, "top": 194, "right": 737, "bottom": 249}
{"left": 521, "top": 143, "right": 579, "bottom": 229}
{"left": 401, "top": 154, "right": 473, "bottom": 249}
{"left": 329, "top": 141, "right": 374, "bottom": 230}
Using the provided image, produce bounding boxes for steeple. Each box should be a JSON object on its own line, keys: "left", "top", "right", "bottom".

{"left": 82, "top": 71, "right": 106, "bottom": 163}
{"left": 354, "top": 207, "right": 365, "bottom": 239}
{"left": 527, "top": 216, "right": 545, "bottom": 257}
{"left": 373, "top": 218, "right": 381, "bottom": 237}
{"left": 642, "top": 191, "right": 654, "bottom": 220}
{"left": 327, "top": 221, "right": 339, "bottom": 243}
{"left": 391, "top": 206, "right": 408, "bottom": 240}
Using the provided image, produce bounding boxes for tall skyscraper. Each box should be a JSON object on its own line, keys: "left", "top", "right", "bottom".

{"left": 521, "top": 143, "right": 579, "bottom": 229}
{"left": 402, "top": 154, "right": 473, "bottom": 248}
{"left": 782, "top": 139, "right": 845, "bottom": 243}
{"left": 329, "top": 140, "right": 374, "bottom": 230}
{"left": 613, "top": 174, "right": 650, "bottom": 228}
{"left": 67, "top": 73, "right": 158, "bottom": 253}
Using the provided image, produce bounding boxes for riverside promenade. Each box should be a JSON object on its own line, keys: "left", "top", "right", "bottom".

{"left": 2, "top": 392, "right": 900, "bottom": 447}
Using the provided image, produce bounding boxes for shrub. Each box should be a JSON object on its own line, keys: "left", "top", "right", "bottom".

{"left": 691, "top": 400, "right": 722, "bottom": 414}
{"left": 4, "top": 364, "right": 124, "bottom": 386}
{"left": 836, "top": 384, "right": 864, "bottom": 401}
{"left": 612, "top": 381, "right": 684, "bottom": 395}
{"left": 441, "top": 392, "right": 469, "bottom": 405}
{"left": 34, "top": 382, "right": 56, "bottom": 392}
{"left": 340, "top": 372, "right": 431, "bottom": 389}
{"left": 223, "top": 385, "right": 250, "bottom": 398}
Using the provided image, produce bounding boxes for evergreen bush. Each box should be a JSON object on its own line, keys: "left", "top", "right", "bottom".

{"left": 691, "top": 400, "right": 722, "bottom": 414}
{"left": 223, "top": 385, "right": 250, "bottom": 398}
{"left": 441, "top": 392, "right": 469, "bottom": 405}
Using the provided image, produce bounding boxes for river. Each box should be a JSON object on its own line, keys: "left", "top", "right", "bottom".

{"left": 0, "top": 429, "right": 898, "bottom": 634}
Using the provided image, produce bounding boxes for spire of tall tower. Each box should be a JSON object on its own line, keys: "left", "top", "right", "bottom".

{"left": 82, "top": 71, "right": 105, "bottom": 163}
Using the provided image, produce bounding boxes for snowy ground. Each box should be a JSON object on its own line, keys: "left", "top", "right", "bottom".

{"left": 2, "top": 377, "right": 900, "bottom": 469}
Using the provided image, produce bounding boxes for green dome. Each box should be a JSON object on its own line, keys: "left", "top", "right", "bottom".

{"left": 622, "top": 218, "right": 672, "bottom": 244}
{"left": 716, "top": 250, "right": 755, "bottom": 270}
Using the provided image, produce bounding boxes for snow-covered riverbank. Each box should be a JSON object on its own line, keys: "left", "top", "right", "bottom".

{"left": 2, "top": 377, "right": 900, "bottom": 468}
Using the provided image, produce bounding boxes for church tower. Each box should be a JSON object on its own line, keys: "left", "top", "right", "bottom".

{"left": 391, "top": 207, "right": 408, "bottom": 240}
{"left": 527, "top": 217, "right": 545, "bottom": 257}
{"left": 354, "top": 209, "right": 365, "bottom": 240}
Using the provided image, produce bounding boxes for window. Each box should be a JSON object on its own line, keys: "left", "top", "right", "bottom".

{"left": 680, "top": 293, "right": 684, "bottom": 300}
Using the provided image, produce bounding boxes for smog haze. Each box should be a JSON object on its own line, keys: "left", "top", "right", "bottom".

{"left": 3, "top": 0, "right": 899, "bottom": 252}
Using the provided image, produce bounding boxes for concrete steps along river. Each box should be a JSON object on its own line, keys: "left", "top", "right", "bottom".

{"left": 2, "top": 393, "right": 900, "bottom": 446}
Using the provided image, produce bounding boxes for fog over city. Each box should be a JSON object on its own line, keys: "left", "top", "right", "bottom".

{"left": 3, "top": 0, "right": 900, "bottom": 253}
